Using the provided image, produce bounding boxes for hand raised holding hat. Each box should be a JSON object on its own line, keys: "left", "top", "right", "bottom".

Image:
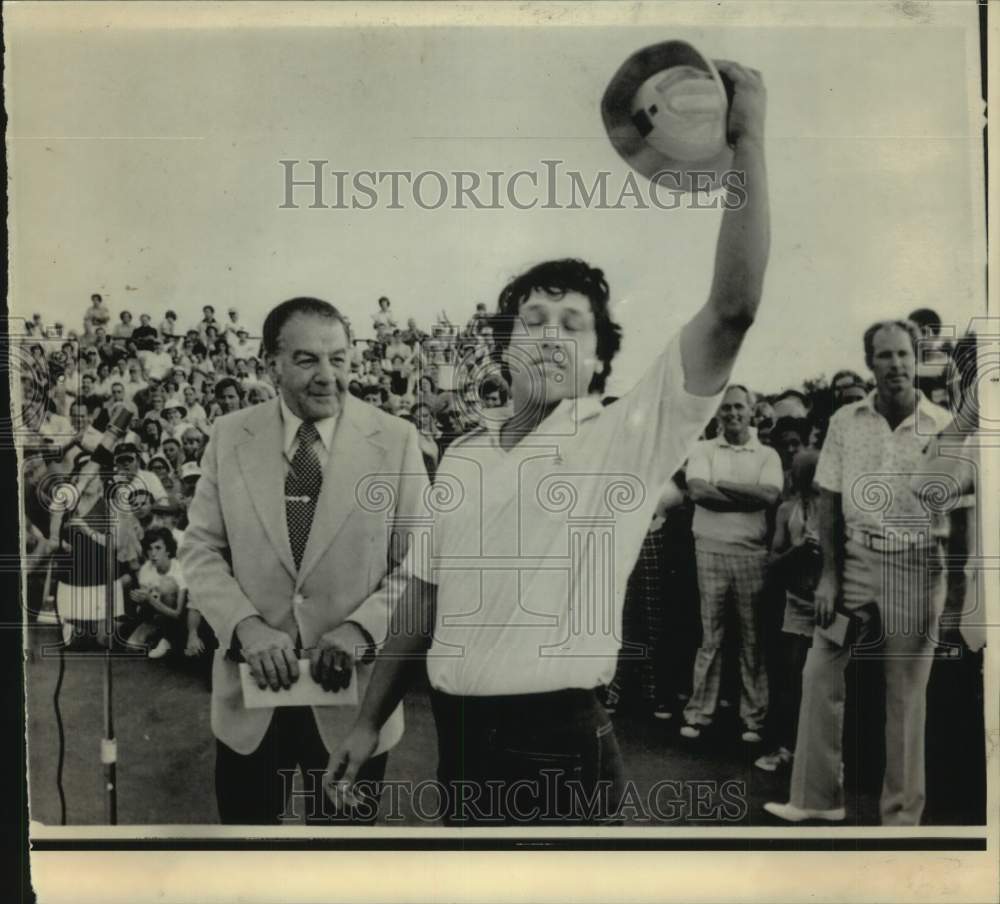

{"left": 714, "top": 61, "right": 766, "bottom": 148}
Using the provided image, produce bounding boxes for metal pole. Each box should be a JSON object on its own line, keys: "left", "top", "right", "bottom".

{"left": 103, "top": 521, "right": 118, "bottom": 825}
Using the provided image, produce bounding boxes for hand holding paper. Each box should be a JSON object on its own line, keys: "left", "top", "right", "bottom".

{"left": 234, "top": 615, "right": 299, "bottom": 691}
{"left": 240, "top": 660, "right": 359, "bottom": 709}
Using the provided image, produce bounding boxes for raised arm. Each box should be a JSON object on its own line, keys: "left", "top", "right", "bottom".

{"left": 680, "top": 62, "right": 770, "bottom": 396}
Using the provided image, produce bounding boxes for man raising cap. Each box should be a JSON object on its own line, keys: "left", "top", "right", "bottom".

{"left": 329, "top": 60, "right": 770, "bottom": 826}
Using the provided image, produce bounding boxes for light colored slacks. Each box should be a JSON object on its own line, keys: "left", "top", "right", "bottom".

{"left": 684, "top": 546, "right": 769, "bottom": 731}
{"left": 789, "top": 536, "right": 946, "bottom": 825}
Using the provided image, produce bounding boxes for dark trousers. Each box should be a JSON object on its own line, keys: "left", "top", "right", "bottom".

{"left": 431, "top": 688, "right": 627, "bottom": 827}
{"left": 769, "top": 633, "right": 812, "bottom": 749}
{"left": 215, "top": 707, "right": 387, "bottom": 825}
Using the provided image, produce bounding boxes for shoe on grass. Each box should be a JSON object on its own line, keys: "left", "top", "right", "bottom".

{"left": 763, "top": 801, "right": 846, "bottom": 823}
{"left": 754, "top": 747, "right": 793, "bottom": 772}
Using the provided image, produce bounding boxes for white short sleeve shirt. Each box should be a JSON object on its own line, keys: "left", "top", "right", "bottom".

{"left": 816, "top": 390, "right": 952, "bottom": 535}
{"left": 419, "top": 332, "right": 723, "bottom": 696}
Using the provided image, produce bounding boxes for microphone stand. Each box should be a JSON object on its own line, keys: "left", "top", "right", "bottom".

{"left": 101, "top": 502, "right": 118, "bottom": 825}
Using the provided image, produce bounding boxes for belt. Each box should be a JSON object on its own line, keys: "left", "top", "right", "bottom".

{"left": 431, "top": 687, "right": 600, "bottom": 720}
{"left": 847, "top": 527, "right": 944, "bottom": 554}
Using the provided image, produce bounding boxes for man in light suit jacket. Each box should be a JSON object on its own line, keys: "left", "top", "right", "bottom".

{"left": 180, "top": 296, "right": 428, "bottom": 824}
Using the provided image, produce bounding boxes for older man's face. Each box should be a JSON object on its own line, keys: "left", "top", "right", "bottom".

{"left": 270, "top": 314, "right": 349, "bottom": 421}
{"left": 718, "top": 387, "right": 753, "bottom": 436}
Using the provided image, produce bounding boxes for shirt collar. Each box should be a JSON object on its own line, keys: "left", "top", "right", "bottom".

{"left": 486, "top": 394, "right": 605, "bottom": 445}
{"left": 715, "top": 430, "right": 759, "bottom": 451}
{"left": 279, "top": 395, "right": 337, "bottom": 457}
{"left": 854, "top": 388, "right": 943, "bottom": 429}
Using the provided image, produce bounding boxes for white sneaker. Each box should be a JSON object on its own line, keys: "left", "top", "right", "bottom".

{"left": 679, "top": 723, "right": 702, "bottom": 739}
{"left": 741, "top": 728, "right": 763, "bottom": 744}
{"left": 763, "top": 801, "right": 846, "bottom": 823}
{"left": 126, "top": 627, "right": 149, "bottom": 648}
{"left": 754, "top": 747, "right": 793, "bottom": 772}
{"left": 148, "top": 638, "right": 172, "bottom": 659}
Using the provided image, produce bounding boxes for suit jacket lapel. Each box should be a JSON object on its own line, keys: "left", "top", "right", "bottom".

{"left": 296, "top": 397, "right": 387, "bottom": 588}
{"left": 235, "top": 399, "right": 297, "bottom": 580}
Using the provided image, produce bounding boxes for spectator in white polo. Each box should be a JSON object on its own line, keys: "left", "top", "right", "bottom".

{"left": 765, "top": 319, "right": 952, "bottom": 825}
{"left": 681, "top": 383, "right": 783, "bottom": 743}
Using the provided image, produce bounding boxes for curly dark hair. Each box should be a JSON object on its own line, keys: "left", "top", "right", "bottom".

{"left": 141, "top": 525, "right": 177, "bottom": 558}
{"left": 490, "top": 259, "right": 622, "bottom": 395}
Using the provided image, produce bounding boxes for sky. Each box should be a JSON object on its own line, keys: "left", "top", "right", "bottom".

{"left": 6, "top": 2, "right": 988, "bottom": 395}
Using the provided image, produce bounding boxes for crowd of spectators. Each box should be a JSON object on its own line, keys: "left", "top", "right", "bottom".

{"left": 16, "top": 292, "right": 976, "bottom": 818}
